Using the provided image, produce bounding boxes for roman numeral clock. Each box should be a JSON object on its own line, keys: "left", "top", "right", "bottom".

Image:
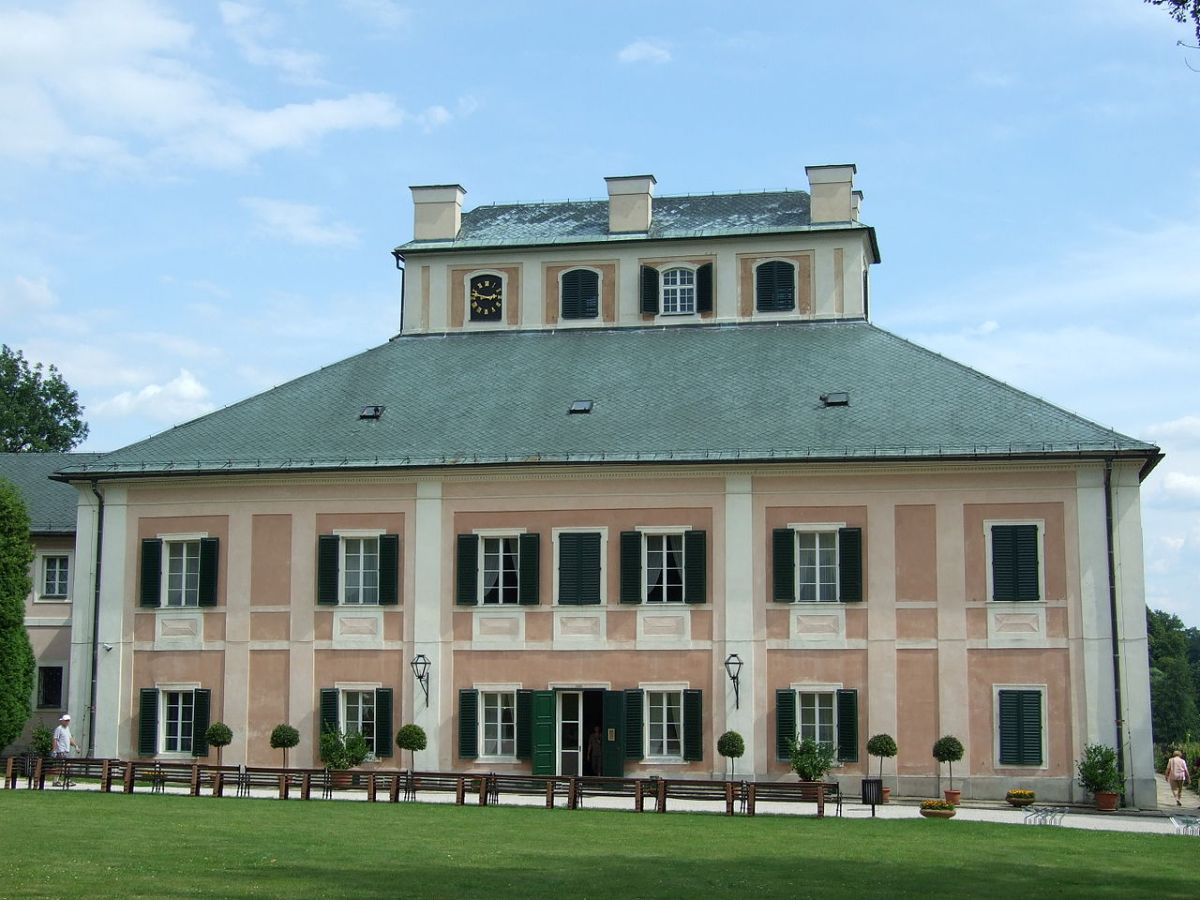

{"left": 469, "top": 274, "right": 503, "bottom": 321}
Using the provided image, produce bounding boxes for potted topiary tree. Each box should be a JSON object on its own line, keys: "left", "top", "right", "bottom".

{"left": 866, "top": 733, "right": 897, "bottom": 802}
{"left": 932, "top": 735, "right": 964, "bottom": 804}
{"left": 717, "top": 730, "right": 745, "bottom": 781}
{"left": 270, "top": 724, "right": 299, "bottom": 770}
{"left": 205, "top": 722, "right": 233, "bottom": 767}
{"left": 395, "top": 724, "right": 426, "bottom": 773}
{"left": 789, "top": 737, "right": 836, "bottom": 783}
{"left": 1076, "top": 743, "right": 1122, "bottom": 811}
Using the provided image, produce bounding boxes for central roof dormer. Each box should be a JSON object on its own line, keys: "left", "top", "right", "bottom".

{"left": 394, "top": 166, "right": 879, "bottom": 335}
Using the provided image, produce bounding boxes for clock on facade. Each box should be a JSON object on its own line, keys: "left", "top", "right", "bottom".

{"left": 469, "top": 274, "right": 503, "bottom": 321}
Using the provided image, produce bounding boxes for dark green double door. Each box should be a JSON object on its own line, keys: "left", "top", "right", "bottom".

{"left": 529, "top": 689, "right": 625, "bottom": 777}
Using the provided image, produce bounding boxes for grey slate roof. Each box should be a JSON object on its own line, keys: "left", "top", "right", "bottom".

{"left": 0, "top": 452, "right": 104, "bottom": 532}
{"left": 397, "top": 190, "right": 831, "bottom": 252}
{"left": 54, "top": 323, "right": 1158, "bottom": 481}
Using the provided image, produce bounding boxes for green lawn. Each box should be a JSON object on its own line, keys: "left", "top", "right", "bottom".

{"left": 0, "top": 792, "right": 1191, "bottom": 899}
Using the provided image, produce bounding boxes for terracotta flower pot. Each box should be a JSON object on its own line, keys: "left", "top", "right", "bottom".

{"left": 1094, "top": 790, "right": 1119, "bottom": 812}
{"left": 943, "top": 789, "right": 961, "bottom": 805}
{"left": 920, "top": 808, "right": 956, "bottom": 819}
{"left": 881, "top": 786, "right": 892, "bottom": 804}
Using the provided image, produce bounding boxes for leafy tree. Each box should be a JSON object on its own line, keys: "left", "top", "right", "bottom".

{"left": 717, "top": 730, "right": 744, "bottom": 779}
{"left": 205, "top": 722, "right": 233, "bottom": 767}
{"left": 395, "top": 723, "right": 426, "bottom": 772}
{"left": 0, "top": 478, "right": 36, "bottom": 751}
{"left": 0, "top": 345, "right": 89, "bottom": 452}
{"left": 866, "top": 733, "right": 898, "bottom": 779}
{"left": 270, "top": 724, "right": 300, "bottom": 768}
{"left": 932, "top": 735, "right": 964, "bottom": 792}
{"left": 1145, "top": 0, "right": 1200, "bottom": 43}
{"left": 1147, "top": 607, "right": 1200, "bottom": 743}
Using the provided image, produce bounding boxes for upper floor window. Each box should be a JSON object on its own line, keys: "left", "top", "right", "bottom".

{"left": 139, "top": 536, "right": 219, "bottom": 609}
{"left": 556, "top": 531, "right": 603, "bottom": 605}
{"left": 316, "top": 533, "right": 400, "bottom": 606}
{"left": 772, "top": 526, "right": 863, "bottom": 603}
{"left": 639, "top": 263, "right": 713, "bottom": 316}
{"left": 989, "top": 523, "right": 1041, "bottom": 602}
{"left": 456, "top": 532, "right": 541, "bottom": 606}
{"left": 35, "top": 553, "right": 71, "bottom": 602}
{"left": 561, "top": 269, "right": 599, "bottom": 320}
{"left": 468, "top": 273, "right": 504, "bottom": 322}
{"left": 619, "top": 529, "right": 707, "bottom": 605}
{"left": 755, "top": 260, "right": 796, "bottom": 312}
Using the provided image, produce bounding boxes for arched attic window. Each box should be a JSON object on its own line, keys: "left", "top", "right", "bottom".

{"left": 755, "top": 260, "right": 796, "bottom": 312}
{"left": 561, "top": 269, "right": 600, "bottom": 320}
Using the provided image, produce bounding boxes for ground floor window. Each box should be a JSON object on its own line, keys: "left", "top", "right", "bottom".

{"left": 997, "top": 688, "right": 1044, "bottom": 765}
{"left": 797, "top": 691, "right": 836, "bottom": 746}
{"left": 342, "top": 690, "right": 377, "bottom": 756}
{"left": 37, "top": 666, "right": 64, "bottom": 709}
{"left": 139, "top": 686, "right": 210, "bottom": 757}
{"left": 164, "top": 690, "right": 195, "bottom": 753}
{"left": 646, "top": 690, "right": 683, "bottom": 759}
{"left": 481, "top": 691, "right": 517, "bottom": 757}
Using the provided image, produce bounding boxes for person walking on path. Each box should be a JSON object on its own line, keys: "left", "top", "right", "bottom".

{"left": 1164, "top": 749, "right": 1190, "bottom": 806}
{"left": 52, "top": 714, "right": 80, "bottom": 786}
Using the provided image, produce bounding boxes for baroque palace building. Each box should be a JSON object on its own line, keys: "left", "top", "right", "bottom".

{"left": 50, "top": 165, "right": 1161, "bottom": 803}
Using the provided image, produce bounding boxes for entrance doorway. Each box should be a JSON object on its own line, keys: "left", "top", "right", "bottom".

{"left": 557, "top": 689, "right": 605, "bottom": 776}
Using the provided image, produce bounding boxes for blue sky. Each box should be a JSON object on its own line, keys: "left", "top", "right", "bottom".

{"left": 2, "top": 0, "right": 1198, "bottom": 624}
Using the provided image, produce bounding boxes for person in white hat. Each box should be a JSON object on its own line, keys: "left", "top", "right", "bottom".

{"left": 52, "top": 714, "right": 80, "bottom": 786}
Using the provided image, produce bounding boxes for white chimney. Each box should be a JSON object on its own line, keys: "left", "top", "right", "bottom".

{"left": 410, "top": 184, "right": 466, "bottom": 241}
{"left": 805, "top": 165, "right": 856, "bottom": 224}
{"left": 604, "top": 175, "right": 656, "bottom": 233}
{"left": 851, "top": 190, "right": 864, "bottom": 222}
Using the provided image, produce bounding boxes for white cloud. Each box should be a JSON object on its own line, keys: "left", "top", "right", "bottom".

{"left": 1145, "top": 416, "right": 1200, "bottom": 449}
{"left": 1161, "top": 471, "right": 1200, "bottom": 502}
{"left": 218, "top": 1, "right": 324, "bottom": 84}
{"left": 242, "top": 197, "right": 359, "bottom": 247}
{"left": 93, "top": 369, "right": 215, "bottom": 422}
{"left": 0, "top": 0, "right": 402, "bottom": 170}
{"left": 0, "top": 275, "right": 58, "bottom": 316}
{"left": 413, "top": 104, "right": 452, "bottom": 132}
{"left": 339, "top": 0, "right": 411, "bottom": 31}
{"left": 617, "top": 40, "right": 672, "bottom": 64}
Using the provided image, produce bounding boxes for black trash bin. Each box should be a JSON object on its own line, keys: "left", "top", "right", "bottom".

{"left": 861, "top": 777, "right": 883, "bottom": 816}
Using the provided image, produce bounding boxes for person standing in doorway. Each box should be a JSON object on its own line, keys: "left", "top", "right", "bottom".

{"left": 1165, "top": 749, "right": 1190, "bottom": 806}
{"left": 52, "top": 714, "right": 80, "bottom": 786}
{"left": 586, "top": 725, "right": 603, "bottom": 776}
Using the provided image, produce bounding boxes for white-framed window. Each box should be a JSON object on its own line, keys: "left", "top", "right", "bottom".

{"left": 37, "top": 665, "right": 64, "bottom": 709}
{"left": 994, "top": 684, "right": 1047, "bottom": 767}
{"left": 342, "top": 689, "right": 377, "bottom": 756}
{"left": 985, "top": 520, "right": 1044, "bottom": 602}
{"left": 645, "top": 533, "right": 685, "bottom": 603}
{"left": 480, "top": 691, "right": 517, "bottom": 758}
{"left": 797, "top": 691, "right": 837, "bottom": 745}
{"left": 343, "top": 536, "right": 380, "bottom": 605}
{"left": 39, "top": 554, "right": 71, "bottom": 600}
{"left": 165, "top": 540, "right": 201, "bottom": 607}
{"left": 482, "top": 535, "right": 520, "bottom": 605}
{"left": 773, "top": 523, "right": 863, "bottom": 603}
{"left": 797, "top": 530, "right": 838, "bottom": 603}
{"left": 660, "top": 267, "right": 696, "bottom": 315}
{"left": 646, "top": 690, "right": 683, "bottom": 759}
{"left": 163, "top": 689, "right": 196, "bottom": 753}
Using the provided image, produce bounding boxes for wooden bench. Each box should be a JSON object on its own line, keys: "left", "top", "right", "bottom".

{"left": 745, "top": 781, "right": 827, "bottom": 817}
{"left": 658, "top": 779, "right": 738, "bottom": 815}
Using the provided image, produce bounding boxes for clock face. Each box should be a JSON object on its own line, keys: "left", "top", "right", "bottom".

{"left": 469, "top": 275, "right": 503, "bottom": 321}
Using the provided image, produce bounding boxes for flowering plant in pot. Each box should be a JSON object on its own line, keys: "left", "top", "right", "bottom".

{"left": 932, "top": 735, "right": 964, "bottom": 803}
{"left": 919, "top": 798, "right": 957, "bottom": 819}
{"left": 1005, "top": 789, "right": 1035, "bottom": 807}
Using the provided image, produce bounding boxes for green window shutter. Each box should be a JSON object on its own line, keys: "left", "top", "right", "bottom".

{"left": 558, "top": 533, "right": 601, "bottom": 605}
{"left": 374, "top": 688, "right": 393, "bottom": 757}
{"left": 624, "top": 689, "right": 644, "bottom": 759}
{"left": 378, "top": 534, "right": 399, "bottom": 605}
{"left": 198, "top": 538, "right": 219, "bottom": 607}
{"left": 456, "top": 534, "right": 479, "bottom": 605}
{"left": 836, "top": 689, "right": 859, "bottom": 762}
{"left": 992, "top": 525, "right": 1039, "bottom": 601}
{"left": 561, "top": 269, "right": 581, "bottom": 319}
{"left": 684, "top": 530, "right": 707, "bottom": 604}
{"left": 518, "top": 533, "right": 540, "bottom": 605}
{"left": 999, "top": 689, "right": 1043, "bottom": 765}
{"left": 683, "top": 689, "right": 703, "bottom": 761}
{"left": 319, "top": 688, "right": 339, "bottom": 735}
{"left": 838, "top": 527, "right": 863, "bottom": 602}
{"left": 775, "top": 689, "right": 796, "bottom": 761}
{"left": 317, "top": 535, "right": 340, "bottom": 605}
{"left": 601, "top": 690, "right": 626, "bottom": 777}
{"left": 459, "top": 689, "right": 479, "bottom": 759}
{"left": 191, "top": 688, "right": 211, "bottom": 757}
{"left": 531, "top": 691, "right": 555, "bottom": 775}
{"left": 695, "top": 262, "right": 713, "bottom": 313}
{"left": 619, "top": 531, "right": 642, "bottom": 603}
{"left": 140, "top": 539, "right": 162, "bottom": 608}
{"left": 772, "top": 528, "right": 795, "bottom": 602}
{"left": 562, "top": 269, "right": 599, "bottom": 319}
{"left": 138, "top": 688, "right": 159, "bottom": 756}
{"left": 516, "top": 690, "right": 533, "bottom": 759}
{"left": 756, "top": 261, "right": 796, "bottom": 311}
{"left": 640, "top": 265, "right": 659, "bottom": 314}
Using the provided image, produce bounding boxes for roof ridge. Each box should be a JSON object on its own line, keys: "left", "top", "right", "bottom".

{"left": 467, "top": 187, "right": 809, "bottom": 211}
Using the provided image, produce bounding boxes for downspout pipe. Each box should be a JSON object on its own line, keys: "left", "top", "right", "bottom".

{"left": 1103, "top": 458, "right": 1126, "bottom": 798}
{"left": 392, "top": 251, "right": 406, "bottom": 333}
{"left": 87, "top": 480, "right": 104, "bottom": 758}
